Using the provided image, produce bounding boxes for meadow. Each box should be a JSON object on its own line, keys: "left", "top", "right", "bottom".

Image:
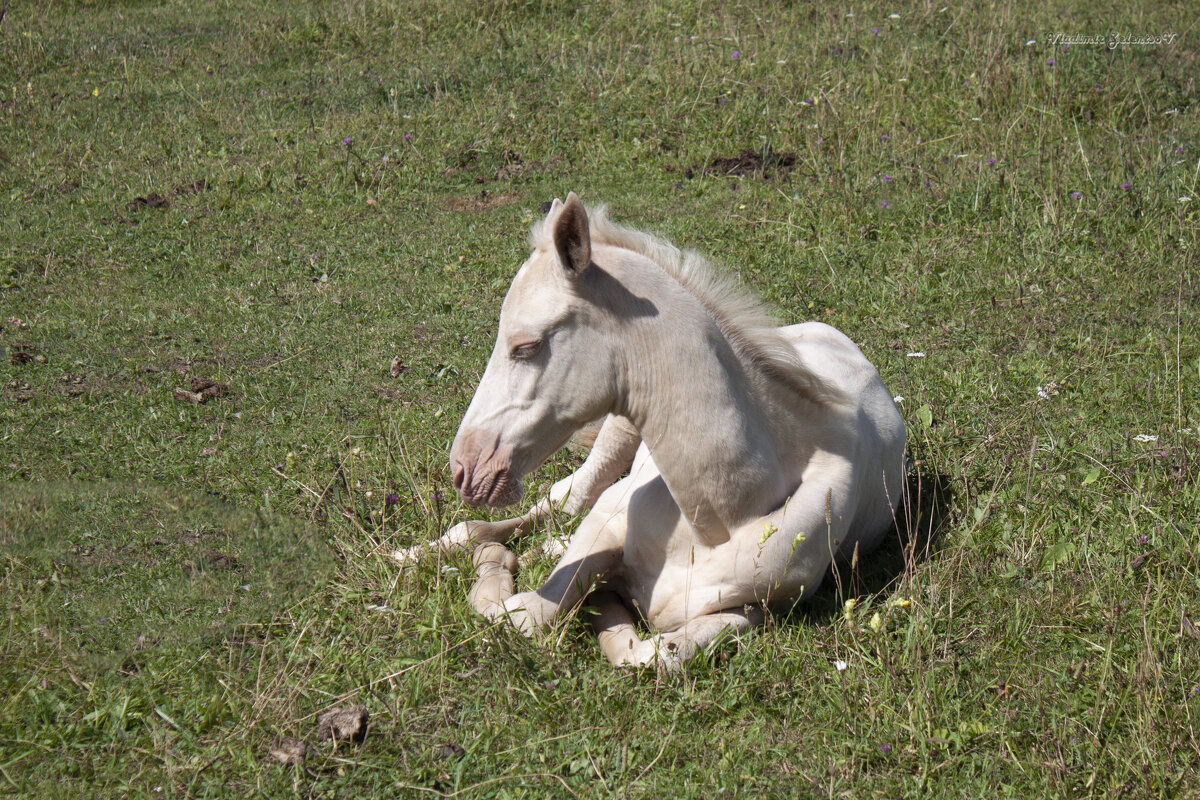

{"left": 1, "top": 1, "right": 1197, "bottom": 797}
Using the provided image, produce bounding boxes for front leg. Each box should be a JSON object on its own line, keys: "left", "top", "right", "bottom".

{"left": 394, "top": 414, "right": 640, "bottom": 565}
{"left": 499, "top": 497, "right": 628, "bottom": 635}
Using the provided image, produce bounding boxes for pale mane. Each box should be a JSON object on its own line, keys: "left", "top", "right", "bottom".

{"left": 531, "top": 204, "right": 845, "bottom": 405}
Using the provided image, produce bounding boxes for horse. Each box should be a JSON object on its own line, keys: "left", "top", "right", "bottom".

{"left": 395, "top": 193, "right": 906, "bottom": 669}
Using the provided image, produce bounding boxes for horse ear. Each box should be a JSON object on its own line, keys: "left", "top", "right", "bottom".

{"left": 553, "top": 192, "right": 591, "bottom": 277}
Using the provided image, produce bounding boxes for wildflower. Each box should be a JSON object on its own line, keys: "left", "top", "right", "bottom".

{"left": 834, "top": 659, "right": 848, "bottom": 671}
{"left": 731, "top": 50, "right": 741, "bottom": 59}
{"left": 986, "top": 157, "right": 996, "bottom": 165}
{"left": 1062, "top": 43, "right": 1070, "bottom": 51}
{"left": 1026, "top": 39, "right": 1036, "bottom": 45}
{"left": 1132, "top": 434, "right": 1158, "bottom": 443}
{"left": 868, "top": 612, "right": 883, "bottom": 633}
{"left": 342, "top": 137, "right": 353, "bottom": 146}
{"left": 816, "top": 137, "right": 825, "bottom": 145}
{"left": 881, "top": 174, "right": 893, "bottom": 182}
{"left": 923, "top": 177, "right": 931, "bottom": 188}
{"left": 906, "top": 351, "right": 926, "bottom": 358}
{"left": 404, "top": 132, "right": 413, "bottom": 141}
{"left": 888, "top": 597, "right": 911, "bottom": 608}
{"left": 893, "top": 395, "right": 904, "bottom": 403}
{"left": 759, "top": 522, "right": 777, "bottom": 545}
{"left": 1176, "top": 146, "right": 1185, "bottom": 154}
{"left": 1070, "top": 190, "right": 1082, "bottom": 199}
{"left": 879, "top": 743, "right": 892, "bottom": 752}
{"left": 1180, "top": 196, "right": 1192, "bottom": 203}
{"left": 386, "top": 492, "right": 399, "bottom": 505}
{"left": 871, "top": 27, "right": 880, "bottom": 35}
{"left": 1047, "top": 58, "right": 1056, "bottom": 65}
{"left": 888, "top": 13, "right": 900, "bottom": 18}
{"left": 843, "top": 598, "right": 857, "bottom": 615}
{"left": 1121, "top": 181, "right": 1131, "bottom": 189}
{"left": 880, "top": 199, "right": 890, "bottom": 207}
{"left": 880, "top": 134, "right": 890, "bottom": 141}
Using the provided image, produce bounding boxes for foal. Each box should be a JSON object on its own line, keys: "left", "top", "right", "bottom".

{"left": 399, "top": 193, "right": 905, "bottom": 669}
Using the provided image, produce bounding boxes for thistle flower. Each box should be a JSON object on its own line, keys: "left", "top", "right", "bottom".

{"left": 342, "top": 137, "right": 353, "bottom": 146}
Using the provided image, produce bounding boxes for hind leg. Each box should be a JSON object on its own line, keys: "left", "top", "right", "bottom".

{"left": 591, "top": 600, "right": 764, "bottom": 671}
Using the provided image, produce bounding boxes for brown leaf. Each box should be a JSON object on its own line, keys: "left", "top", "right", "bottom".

{"left": 173, "top": 387, "right": 204, "bottom": 404}
{"left": 268, "top": 738, "right": 307, "bottom": 767}
{"left": 316, "top": 705, "right": 368, "bottom": 744}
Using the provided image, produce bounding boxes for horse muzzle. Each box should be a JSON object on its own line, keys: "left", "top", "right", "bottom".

{"left": 449, "top": 428, "right": 525, "bottom": 507}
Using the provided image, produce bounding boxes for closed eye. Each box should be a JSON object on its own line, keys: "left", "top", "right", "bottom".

{"left": 510, "top": 340, "right": 543, "bottom": 360}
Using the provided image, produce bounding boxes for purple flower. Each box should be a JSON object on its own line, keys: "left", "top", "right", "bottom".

{"left": 1047, "top": 58, "right": 1056, "bottom": 66}
{"left": 816, "top": 137, "right": 825, "bottom": 145}
{"left": 386, "top": 492, "right": 399, "bottom": 505}
{"left": 879, "top": 743, "right": 892, "bottom": 752}
{"left": 1176, "top": 146, "right": 1185, "bottom": 154}
{"left": 880, "top": 200, "right": 890, "bottom": 207}
{"left": 1062, "top": 43, "right": 1070, "bottom": 51}
{"left": 1121, "top": 181, "right": 1132, "bottom": 190}
{"left": 986, "top": 157, "right": 996, "bottom": 165}
{"left": 731, "top": 50, "right": 741, "bottom": 59}
{"left": 342, "top": 137, "right": 353, "bottom": 146}
{"left": 1189, "top": 686, "right": 1200, "bottom": 699}
{"left": 880, "top": 134, "right": 890, "bottom": 141}
{"left": 923, "top": 178, "right": 931, "bottom": 188}
{"left": 871, "top": 27, "right": 880, "bottom": 35}
{"left": 404, "top": 133, "right": 413, "bottom": 141}
{"left": 881, "top": 174, "right": 893, "bottom": 182}
{"left": 1070, "top": 190, "right": 1082, "bottom": 199}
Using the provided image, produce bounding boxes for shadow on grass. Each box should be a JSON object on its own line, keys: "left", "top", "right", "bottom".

{"left": 792, "top": 462, "right": 956, "bottom": 626}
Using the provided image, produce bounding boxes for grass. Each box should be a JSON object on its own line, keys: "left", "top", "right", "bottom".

{"left": 1, "top": 0, "right": 1197, "bottom": 797}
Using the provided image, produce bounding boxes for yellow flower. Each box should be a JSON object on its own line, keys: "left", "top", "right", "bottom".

{"left": 758, "top": 522, "right": 777, "bottom": 545}
{"left": 843, "top": 598, "right": 856, "bottom": 616}
{"left": 92, "top": 88, "right": 99, "bottom": 97}
{"left": 888, "top": 597, "right": 911, "bottom": 609}
{"left": 868, "top": 612, "right": 883, "bottom": 633}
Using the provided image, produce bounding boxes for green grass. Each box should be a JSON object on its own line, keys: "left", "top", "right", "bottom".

{"left": 1, "top": 0, "right": 1197, "bottom": 797}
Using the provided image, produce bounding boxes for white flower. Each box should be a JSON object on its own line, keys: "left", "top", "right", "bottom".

{"left": 834, "top": 659, "right": 848, "bottom": 671}
{"left": 1026, "top": 39, "right": 1037, "bottom": 45}
{"left": 893, "top": 395, "right": 905, "bottom": 403}
{"left": 1179, "top": 196, "right": 1192, "bottom": 203}
{"left": 889, "top": 13, "right": 901, "bottom": 18}
{"left": 906, "top": 351, "right": 926, "bottom": 358}
{"left": 1132, "top": 434, "right": 1159, "bottom": 443}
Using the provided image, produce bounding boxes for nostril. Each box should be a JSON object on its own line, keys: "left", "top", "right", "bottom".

{"left": 451, "top": 461, "right": 465, "bottom": 490}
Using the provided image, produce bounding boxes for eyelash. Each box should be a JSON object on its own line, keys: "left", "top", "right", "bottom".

{"left": 511, "top": 341, "right": 543, "bottom": 360}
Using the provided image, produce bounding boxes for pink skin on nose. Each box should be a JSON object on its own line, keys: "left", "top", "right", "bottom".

{"left": 450, "top": 428, "right": 523, "bottom": 507}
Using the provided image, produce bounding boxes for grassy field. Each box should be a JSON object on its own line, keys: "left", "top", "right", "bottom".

{"left": 1, "top": 0, "right": 1197, "bottom": 797}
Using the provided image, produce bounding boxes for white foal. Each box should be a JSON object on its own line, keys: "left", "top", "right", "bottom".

{"left": 398, "top": 193, "right": 906, "bottom": 669}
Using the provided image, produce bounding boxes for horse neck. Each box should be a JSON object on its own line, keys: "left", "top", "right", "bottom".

{"left": 610, "top": 272, "right": 799, "bottom": 542}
